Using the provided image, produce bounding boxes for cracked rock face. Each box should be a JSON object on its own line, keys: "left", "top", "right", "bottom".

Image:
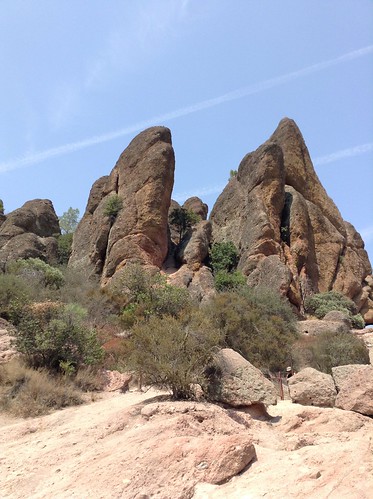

{"left": 210, "top": 118, "right": 372, "bottom": 323}
{"left": 69, "top": 126, "right": 175, "bottom": 284}
{"left": 0, "top": 199, "right": 60, "bottom": 270}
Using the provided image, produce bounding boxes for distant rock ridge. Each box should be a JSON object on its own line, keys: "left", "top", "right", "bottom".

{"left": 210, "top": 118, "right": 373, "bottom": 323}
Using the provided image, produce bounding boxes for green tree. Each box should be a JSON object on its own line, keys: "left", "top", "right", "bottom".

{"left": 59, "top": 207, "right": 80, "bottom": 234}
{"left": 0, "top": 199, "right": 4, "bottom": 215}
{"left": 169, "top": 207, "right": 200, "bottom": 243}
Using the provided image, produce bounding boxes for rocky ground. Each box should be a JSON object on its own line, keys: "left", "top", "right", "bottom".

{"left": 1, "top": 388, "right": 372, "bottom": 499}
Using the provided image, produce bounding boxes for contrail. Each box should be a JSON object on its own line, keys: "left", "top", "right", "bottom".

{"left": 313, "top": 142, "right": 373, "bottom": 166}
{"left": 1, "top": 44, "right": 373, "bottom": 173}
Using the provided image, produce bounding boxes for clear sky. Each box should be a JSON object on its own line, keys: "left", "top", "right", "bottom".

{"left": 1, "top": 1, "right": 372, "bottom": 264}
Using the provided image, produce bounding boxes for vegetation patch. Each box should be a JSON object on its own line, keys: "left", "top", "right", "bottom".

{"left": 305, "top": 291, "right": 365, "bottom": 328}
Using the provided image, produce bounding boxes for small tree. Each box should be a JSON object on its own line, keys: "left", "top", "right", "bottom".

{"left": 0, "top": 199, "right": 4, "bottom": 215}
{"left": 169, "top": 207, "right": 200, "bottom": 243}
{"left": 210, "top": 241, "right": 239, "bottom": 274}
{"left": 126, "top": 313, "right": 222, "bottom": 399}
{"left": 59, "top": 207, "right": 80, "bottom": 234}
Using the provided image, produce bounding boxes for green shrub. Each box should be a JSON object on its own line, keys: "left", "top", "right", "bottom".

{"left": 0, "top": 199, "right": 4, "bottom": 215}
{"left": 13, "top": 303, "right": 104, "bottom": 371}
{"left": 305, "top": 291, "right": 364, "bottom": 328}
{"left": 204, "top": 288, "right": 298, "bottom": 372}
{"left": 295, "top": 330, "right": 370, "bottom": 374}
{"left": 57, "top": 233, "right": 74, "bottom": 265}
{"left": 214, "top": 270, "right": 246, "bottom": 291}
{"left": 0, "top": 273, "right": 31, "bottom": 320}
{"left": 109, "top": 263, "right": 192, "bottom": 324}
{"left": 210, "top": 241, "right": 239, "bottom": 274}
{"left": 7, "top": 258, "right": 64, "bottom": 289}
{"left": 104, "top": 194, "right": 123, "bottom": 220}
{"left": 125, "top": 313, "right": 222, "bottom": 399}
{"left": 0, "top": 359, "right": 83, "bottom": 417}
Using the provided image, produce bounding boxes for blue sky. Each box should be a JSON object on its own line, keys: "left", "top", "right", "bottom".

{"left": 1, "top": 1, "right": 372, "bottom": 263}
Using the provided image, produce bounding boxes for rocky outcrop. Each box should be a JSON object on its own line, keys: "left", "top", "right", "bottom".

{"left": 332, "top": 364, "right": 373, "bottom": 416}
{"left": 297, "top": 318, "right": 351, "bottom": 336}
{"left": 210, "top": 118, "right": 372, "bottom": 323}
{"left": 176, "top": 220, "right": 212, "bottom": 266}
{"left": 208, "top": 348, "right": 277, "bottom": 409}
{"left": 69, "top": 127, "right": 175, "bottom": 284}
{"left": 288, "top": 367, "right": 337, "bottom": 408}
{"left": 183, "top": 196, "right": 208, "bottom": 220}
{"left": 0, "top": 199, "right": 59, "bottom": 270}
{"left": 167, "top": 264, "right": 215, "bottom": 303}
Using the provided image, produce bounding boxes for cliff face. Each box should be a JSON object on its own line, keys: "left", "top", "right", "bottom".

{"left": 210, "top": 118, "right": 373, "bottom": 322}
{"left": 69, "top": 126, "right": 175, "bottom": 284}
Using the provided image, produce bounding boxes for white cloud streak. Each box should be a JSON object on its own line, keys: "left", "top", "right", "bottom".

{"left": 1, "top": 44, "right": 373, "bottom": 174}
{"left": 314, "top": 142, "right": 373, "bottom": 166}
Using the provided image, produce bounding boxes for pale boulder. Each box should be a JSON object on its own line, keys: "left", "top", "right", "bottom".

{"left": 288, "top": 367, "right": 337, "bottom": 407}
{"left": 332, "top": 364, "right": 373, "bottom": 416}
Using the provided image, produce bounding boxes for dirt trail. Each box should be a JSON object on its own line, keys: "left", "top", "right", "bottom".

{"left": 1, "top": 391, "right": 372, "bottom": 498}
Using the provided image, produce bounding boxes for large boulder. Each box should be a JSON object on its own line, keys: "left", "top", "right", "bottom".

{"left": 208, "top": 348, "right": 277, "bottom": 408}
{"left": 69, "top": 127, "right": 175, "bottom": 284}
{"left": 0, "top": 199, "right": 59, "bottom": 270}
{"left": 210, "top": 118, "right": 372, "bottom": 322}
{"left": 176, "top": 220, "right": 212, "bottom": 266}
{"left": 288, "top": 367, "right": 337, "bottom": 407}
{"left": 297, "top": 318, "right": 350, "bottom": 336}
{"left": 332, "top": 364, "right": 373, "bottom": 416}
{"left": 183, "top": 196, "right": 208, "bottom": 220}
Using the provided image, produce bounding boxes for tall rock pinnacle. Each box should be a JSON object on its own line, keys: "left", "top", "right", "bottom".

{"left": 210, "top": 118, "right": 373, "bottom": 323}
{"left": 69, "top": 126, "right": 175, "bottom": 284}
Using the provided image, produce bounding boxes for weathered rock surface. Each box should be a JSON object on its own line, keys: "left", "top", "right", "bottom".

{"left": 332, "top": 364, "right": 373, "bottom": 415}
{"left": 0, "top": 200, "right": 59, "bottom": 270}
{"left": 0, "top": 319, "right": 17, "bottom": 363}
{"left": 209, "top": 348, "right": 277, "bottom": 408}
{"left": 288, "top": 367, "right": 337, "bottom": 408}
{"left": 210, "top": 118, "right": 372, "bottom": 323}
{"left": 297, "top": 318, "right": 350, "bottom": 336}
{"left": 1, "top": 390, "right": 373, "bottom": 499}
{"left": 69, "top": 127, "right": 175, "bottom": 284}
{"left": 166, "top": 264, "right": 215, "bottom": 303}
{"left": 101, "top": 370, "right": 132, "bottom": 392}
{"left": 176, "top": 220, "right": 212, "bottom": 266}
{"left": 183, "top": 196, "right": 208, "bottom": 220}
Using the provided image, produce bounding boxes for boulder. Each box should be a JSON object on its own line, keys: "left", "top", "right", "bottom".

{"left": 101, "top": 370, "right": 132, "bottom": 392}
{"left": 332, "top": 364, "right": 373, "bottom": 416}
{"left": 176, "top": 220, "right": 212, "bottom": 266}
{"left": 210, "top": 118, "right": 372, "bottom": 321}
{"left": 208, "top": 348, "right": 277, "bottom": 408}
{"left": 297, "top": 319, "right": 350, "bottom": 336}
{"left": 0, "top": 199, "right": 60, "bottom": 270}
{"left": 166, "top": 264, "right": 215, "bottom": 303}
{"left": 323, "top": 310, "right": 352, "bottom": 328}
{"left": 69, "top": 127, "right": 175, "bottom": 284}
{"left": 183, "top": 196, "right": 208, "bottom": 220}
{"left": 288, "top": 367, "right": 337, "bottom": 407}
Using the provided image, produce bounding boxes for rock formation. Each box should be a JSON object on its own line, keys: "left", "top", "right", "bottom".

{"left": 0, "top": 199, "right": 59, "bottom": 270}
{"left": 288, "top": 367, "right": 337, "bottom": 408}
{"left": 210, "top": 118, "right": 373, "bottom": 323}
{"left": 69, "top": 126, "right": 175, "bottom": 284}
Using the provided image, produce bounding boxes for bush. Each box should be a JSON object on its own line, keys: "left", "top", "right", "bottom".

{"left": 13, "top": 303, "right": 104, "bottom": 371}
{"left": 293, "top": 330, "right": 370, "bottom": 374}
{"left": 109, "top": 264, "right": 193, "bottom": 325}
{"left": 104, "top": 194, "right": 122, "bottom": 220}
{"left": 0, "top": 273, "right": 31, "bottom": 320}
{"left": 305, "top": 291, "right": 364, "bottom": 328}
{"left": 57, "top": 233, "right": 74, "bottom": 265}
{"left": 0, "top": 199, "right": 4, "bottom": 215}
{"left": 7, "top": 258, "right": 64, "bottom": 289}
{"left": 214, "top": 270, "right": 246, "bottom": 291}
{"left": 0, "top": 360, "right": 83, "bottom": 417}
{"left": 125, "top": 313, "right": 222, "bottom": 399}
{"left": 210, "top": 241, "right": 239, "bottom": 274}
{"left": 204, "top": 288, "right": 298, "bottom": 372}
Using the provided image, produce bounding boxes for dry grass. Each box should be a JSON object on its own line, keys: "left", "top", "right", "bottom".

{"left": 0, "top": 360, "right": 83, "bottom": 417}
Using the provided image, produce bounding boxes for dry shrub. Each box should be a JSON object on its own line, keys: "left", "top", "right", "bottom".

{"left": 0, "top": 360, "right": 83, "bottom": 417}
{"left": 73, "top": 367, "right": 105, "bottom": 392}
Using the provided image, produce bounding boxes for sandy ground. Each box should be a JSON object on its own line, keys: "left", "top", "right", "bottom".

{"left": 1, "top": 390, "right": 372, "bottom": 499}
